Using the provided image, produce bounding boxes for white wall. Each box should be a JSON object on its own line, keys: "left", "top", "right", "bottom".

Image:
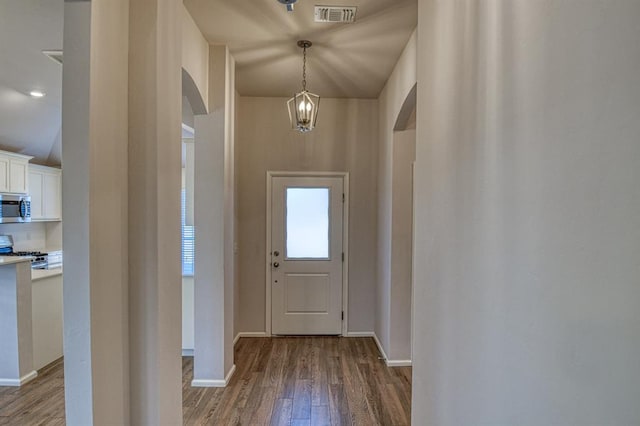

{"left": 389, "top": 128, "right": 415, "bottom": 361}
{"left": 182, "top": 276, "right": 194, "bottom": 351}
{"left": 234, "top": 89, "right": 240, "bottom": 340}
{"left": 0, "top": 223, "right": 47, "bottom": 251}
{"left": 181, "top": 5, "right": 208, "bottom": 112}
{"left": 44, "top": 222, "right": 62, "bottom": 251}
{"left": 413, "top": 1, "right": 640, "bottom": 424}
{"left": 376, "top": 31, "right": 416, "bottom": 361}
{"left": 237, "top": 97, "right": 378, "bottom": 334}
{"left": 223, "top": 50, "right": 235, "bottom": 371}
{"left": 0, "top": 222, "right": 62, "bottom": 252}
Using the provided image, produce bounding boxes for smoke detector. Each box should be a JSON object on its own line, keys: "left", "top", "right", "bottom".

{"left": 278, "top": 0, "right": 297, "bottom": 12}
{"left": 314, "top": 6, "right": 357, "bottom": 23}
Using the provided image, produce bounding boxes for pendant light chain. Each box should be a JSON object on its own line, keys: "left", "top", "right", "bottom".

{"left": 302, "top": 45, "right": 307, "bottom": 92}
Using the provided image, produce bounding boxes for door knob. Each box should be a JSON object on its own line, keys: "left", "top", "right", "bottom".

{"left": 273, "top": 262, "right": 280, "bottom": 268}
{"left": 273, "top": 250, "right": 280, "bottom": 257}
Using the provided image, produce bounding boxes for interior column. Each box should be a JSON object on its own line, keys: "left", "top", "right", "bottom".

{"left": 62, "top": 0, "right": 130, "bottom": 424}
{"left": 192, "top": 45, "right": 235, "bottom": 387}
{"left": 128, "top": 0, "right": 183, "bottom": 423}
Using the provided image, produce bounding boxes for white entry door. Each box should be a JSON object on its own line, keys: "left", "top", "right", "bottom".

{"left": 271, "top": 176, "right": 344, "bottom": 335}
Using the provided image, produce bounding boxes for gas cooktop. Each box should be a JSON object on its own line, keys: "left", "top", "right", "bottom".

{"left": 4, "top": 251, "right": 47, "bottom": 257}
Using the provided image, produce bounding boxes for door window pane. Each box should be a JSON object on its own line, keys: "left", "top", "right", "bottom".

{"left": 286, "top": 187, "right": 329, "bottom": 259}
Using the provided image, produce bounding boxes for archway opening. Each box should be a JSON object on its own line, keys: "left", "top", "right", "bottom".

{"left": 391, "top": 83, "right": 417, "bottom": 360}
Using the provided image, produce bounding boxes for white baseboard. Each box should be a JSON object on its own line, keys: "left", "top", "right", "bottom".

{"left": 225, "top": 363, "right": 237, "bottom": 384}
{"left": 346, "top": 332, "right": 412, "bottom": 367}
{"left": 0, "top": 370, "right": 38, "bottom": 387}
{"left": 182, "top": 349, "right": 194, "bottom": 357}
{"left": 191, "top": 364, "right": 236, "bottom": 388}
{"left": 386, "top": 359, "right": 412, "bottom": 367}
{"left": 233, "top": 332, "right": 268, "bottom": 346}
{"left": 346, "top": 331, "right": 376, "bottom": 337}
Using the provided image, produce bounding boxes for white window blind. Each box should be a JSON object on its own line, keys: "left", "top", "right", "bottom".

{"left": 182, "top": 188, "right": 194, "bottom": 275}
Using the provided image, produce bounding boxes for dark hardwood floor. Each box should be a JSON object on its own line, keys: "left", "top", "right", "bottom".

{"left": 0, "top": 337, "right": 412, "bottom": 425}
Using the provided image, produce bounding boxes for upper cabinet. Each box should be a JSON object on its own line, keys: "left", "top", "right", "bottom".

{"left": 28, "top": 164, "right": 62, "bottom": 222}
{"left": 0, "top": 150, "right": 62, "bottom": 221}
{"left": 0, "top": 151, "right": 32, "bottom": 194}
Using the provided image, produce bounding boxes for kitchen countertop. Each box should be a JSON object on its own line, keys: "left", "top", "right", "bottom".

{"left": 31, "top": 267, "right": 63, "bottom": 282}
{"left": 0, "top": 255, "right": 63, "bottom": 280}
{"left": 0, "top": 256, "right": 33, "bottom": 266}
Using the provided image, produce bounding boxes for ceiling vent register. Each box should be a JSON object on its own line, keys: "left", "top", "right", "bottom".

{"left": 314, "top": 6, "right": 357, "bottom": 23}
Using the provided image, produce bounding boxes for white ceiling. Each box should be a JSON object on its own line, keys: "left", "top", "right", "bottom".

{"left": 184, "top": 0, "right": 417, "bottom": 98}
{"left": 0, "top": 0, "right": 416, "bottom": 167}
{"left": 0, "top": 0, "right": 63, "bottom": 165}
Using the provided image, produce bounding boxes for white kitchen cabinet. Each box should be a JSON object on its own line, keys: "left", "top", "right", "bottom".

{"left": 0, "top": 157, "right": 9, "bottom": 192}
{"left": 31, "top": 270, "right": 63, "bottom": 371}
{"left": 10, "top": 159, "right": 28, "bottom": 194}
{"left": 0, "top": 151, "right": 32, "bottom": 194}
{"left": 28, "top": 164, "right": 62, "bottom": 221}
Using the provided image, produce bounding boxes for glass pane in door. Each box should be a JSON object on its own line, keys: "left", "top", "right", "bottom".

{"left": 286, "top": 187, "right": 329, "bottom": 259}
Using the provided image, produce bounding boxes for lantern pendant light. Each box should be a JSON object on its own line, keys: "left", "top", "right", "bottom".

{"left": 287, "top": 40, "right": 320, "bottom": 132}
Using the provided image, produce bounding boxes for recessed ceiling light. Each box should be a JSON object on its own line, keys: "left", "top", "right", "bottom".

{"left": 29, "top": 90, "right": 45, "bottom": 98}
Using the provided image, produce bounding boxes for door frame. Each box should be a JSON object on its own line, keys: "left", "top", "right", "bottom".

{"left": 265, "top": 171, "right": 350, "bottom": 337}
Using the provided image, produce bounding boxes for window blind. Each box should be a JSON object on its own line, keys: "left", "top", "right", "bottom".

{"left": 181, "top": 188, "right": 195, "bottom": 275}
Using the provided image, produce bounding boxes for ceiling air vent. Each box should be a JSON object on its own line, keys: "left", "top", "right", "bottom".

{"left": 314, "top": 6, "right": 357, "bottom": 23}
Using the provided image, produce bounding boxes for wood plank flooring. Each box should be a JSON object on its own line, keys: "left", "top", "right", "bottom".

{"left": 0, "top": 358, "right": 65, "bottom": 425}
{"left": 0, "top": 337, "right": 412, "bottom": 425}
{"left": 184, "top": 337, "right": 412, "bottom": 425}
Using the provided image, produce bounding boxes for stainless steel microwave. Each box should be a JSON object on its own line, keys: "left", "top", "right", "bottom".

{"left": 0, "top": 194, "right": 31, "bottom": 223}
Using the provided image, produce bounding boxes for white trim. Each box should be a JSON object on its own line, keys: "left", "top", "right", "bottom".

{"left": 346, "top": 331, "right": 376, "bottom": 337}
{"left": 234, "top": 332, "right": 268, "bottom": 346}
{"left": 266, "top": 174, "right": 273, "bottom": 336}
{"left": 182, "top": 123, "right": 195, "bottom": 137}
{"left": 342, "top": 174, "right": 350, "bottom": 336}
{"left": 182, "top": 349, "right": 194, "bottom": 356}
{"left": 386, "top": 359, "right": 412, "bottom": 367}
{"left": 191, "top": 364, "right": 236, "bottom": 388}
{"left": 227, "top": 364, "right": 237, "bottom": 384}
{"left": 411, "top": 160, "right": 416, "bottom": 365}
{"left": 0, "top": 370, "right": 38, "bottom": 387}
{"left": 266, "top": 171, "right": 350, "bottom": 337}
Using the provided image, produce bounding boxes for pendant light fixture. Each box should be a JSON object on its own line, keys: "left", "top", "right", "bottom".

{"left": 287, "top": 40, "right": 320, "bottom": 133}
{"left": 277, "top": 0, "right": 297, "bottom": 12}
